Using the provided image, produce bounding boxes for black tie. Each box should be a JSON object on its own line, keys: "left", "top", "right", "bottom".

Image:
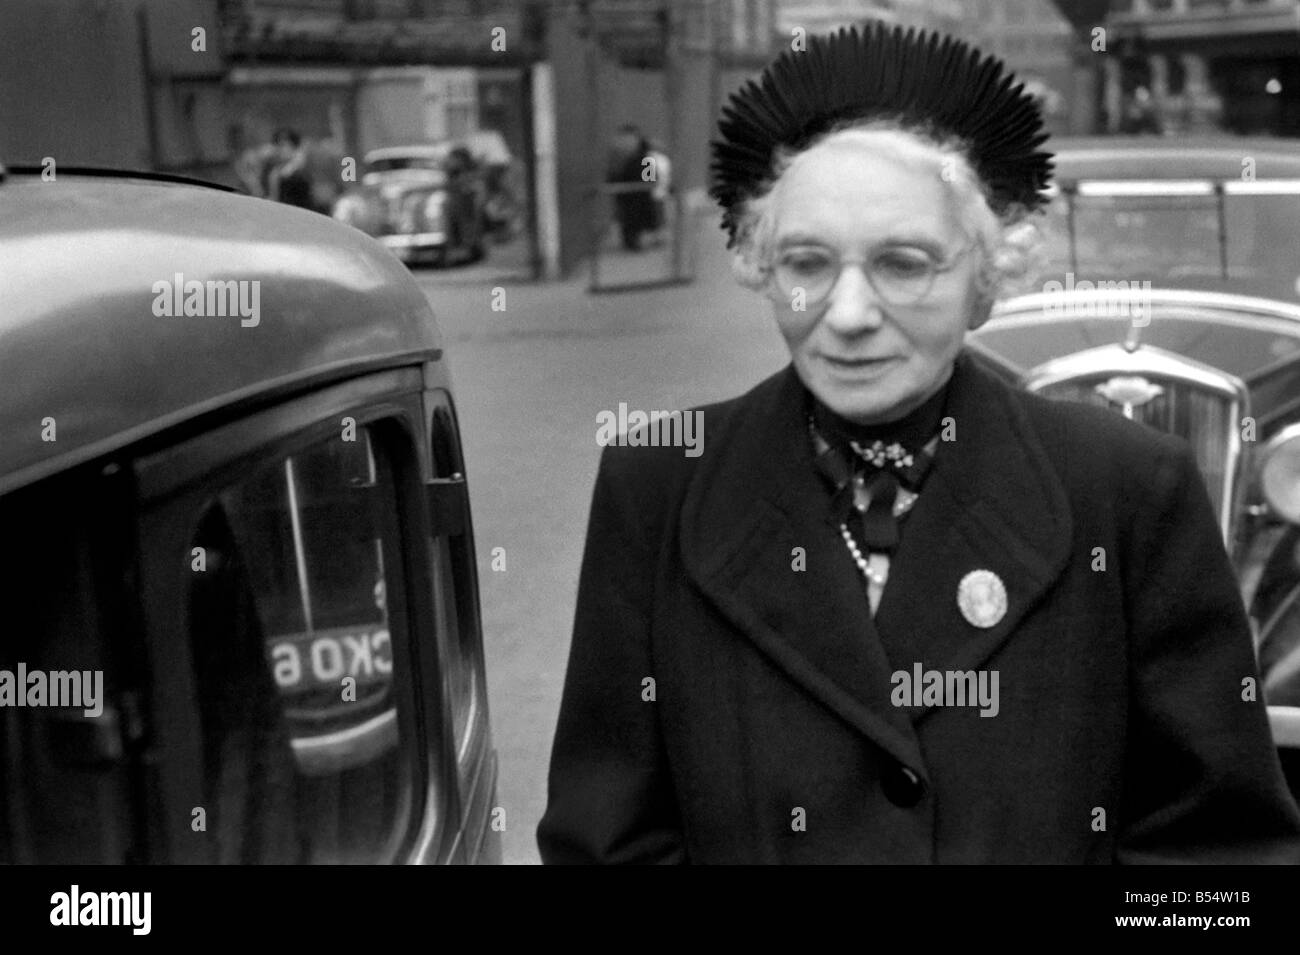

{"left": 860, "top": 468, "right": 901, "bottom": 551}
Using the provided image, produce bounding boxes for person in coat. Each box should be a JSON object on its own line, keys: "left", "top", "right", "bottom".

{"left": 606, "top": 125, "right": 659, "bottom": 252}
{"left": 267, "top": 127, "right": 314, "bottom": 211}
{"left": 537, "top": 24, "right": 1300, "bottom": 864}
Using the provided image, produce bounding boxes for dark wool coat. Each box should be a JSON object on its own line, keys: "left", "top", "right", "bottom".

{"left": 606, "top": 143, "right": 658, "bottom": 235}
{"left": 537, "top": 350, "right": 1300, "bottom": 864}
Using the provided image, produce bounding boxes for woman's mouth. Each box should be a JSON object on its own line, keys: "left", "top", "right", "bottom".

{"left": 821, "top": 354, "right": 897, "bottom": 371}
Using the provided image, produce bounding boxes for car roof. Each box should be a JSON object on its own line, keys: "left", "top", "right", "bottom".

{"left": 365, "top": 134, "right": 510, "bottom": 165}
{"left": 458, "top": 130, "right": 512, "bottom": 164}
{"left": 0, "top": 174, "right": 443, "bottom": 494}
{"left": 1048, "top": 136, "right": 1300, "bottom": 182}
{"left": 364, "top": 144, "right": 455, "bottom": 163}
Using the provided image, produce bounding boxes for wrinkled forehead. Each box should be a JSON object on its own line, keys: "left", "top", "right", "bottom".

{"left": 771, "top": 128, "right": 967, "bottom": 245}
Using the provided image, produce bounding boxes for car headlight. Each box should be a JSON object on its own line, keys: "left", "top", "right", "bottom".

{"left": 422, "top": 192, "right": 446, "bottom": 228}
{"left": 1261, "top": 423, "right": 1300, "bottom": 523}
{"left": 332, "top": 195, "right": 366, "bottom": 227}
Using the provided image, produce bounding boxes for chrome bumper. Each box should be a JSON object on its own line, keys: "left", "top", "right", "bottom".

{"left": 380, "top": 232, "right": 449, "bottom": 260}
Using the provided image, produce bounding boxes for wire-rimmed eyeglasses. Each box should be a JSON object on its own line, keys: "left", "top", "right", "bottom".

{"left": 764, "top": 239, "right": 977, "bottom": 307}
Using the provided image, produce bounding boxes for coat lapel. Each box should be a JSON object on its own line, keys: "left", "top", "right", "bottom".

{"left": 874, "top": 351, "right": 1074, "bottom": 721}
{"left": 678, "top": 350, "right": 1075, "bottom": 759}
{"left": 678, "top": 365, "right": 924, "bottom": 773}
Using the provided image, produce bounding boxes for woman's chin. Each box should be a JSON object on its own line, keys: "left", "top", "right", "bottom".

{"left": 802, "top": 369, "right": 908, "bottom": 424}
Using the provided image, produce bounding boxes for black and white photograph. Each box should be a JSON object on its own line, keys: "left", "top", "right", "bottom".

{"left": 2, "top": 0, "right": 1300, "bottom": 918}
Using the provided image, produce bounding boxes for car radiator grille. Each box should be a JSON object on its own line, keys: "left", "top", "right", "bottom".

{"left": 1035, "top": 377, "right": 1235, "bottom": 522}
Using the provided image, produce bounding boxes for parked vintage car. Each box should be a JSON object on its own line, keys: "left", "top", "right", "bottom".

{"left": 969, "top": 137, "right": 1300, "bottom": 797}
{"left": 331, "top": 143, "right": 488, "bottom": 267}
{"left": 0, "top": 164, "right": 499, "bottom": 863}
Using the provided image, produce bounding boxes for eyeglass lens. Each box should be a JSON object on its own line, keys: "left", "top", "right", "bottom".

{"left": 774, "top": 245, "right": 951, "bottom": 305}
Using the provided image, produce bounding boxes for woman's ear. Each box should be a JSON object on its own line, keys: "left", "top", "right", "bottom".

{"left": 730, "top": 249, "right": 769, "bottom": 291}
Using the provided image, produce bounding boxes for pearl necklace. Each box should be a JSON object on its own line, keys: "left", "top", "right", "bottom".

{"left": 840, "top": 477, "right": 919, "bottom": 587}
{"left": 839, "top": 523, "right": 886, "bottom": 585}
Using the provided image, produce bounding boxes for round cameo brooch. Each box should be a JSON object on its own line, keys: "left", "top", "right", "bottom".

{"left": 957, "top": 569, "right": 1008, "bottom": 629}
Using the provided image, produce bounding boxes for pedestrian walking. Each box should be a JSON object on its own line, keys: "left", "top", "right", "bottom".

{"left": 645, "top": 139, "right": 673, "bottom": 248}
{"left": 606, "top": 124, "right": 657, "bottom": 252}
{"left": 267, "top": 127, "right": 315, "bottom": 210}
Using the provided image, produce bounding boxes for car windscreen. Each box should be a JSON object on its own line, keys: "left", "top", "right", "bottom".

{"left": 1224, "top": 192, "right": 1300, "bottom": 285}
{"left": 365, "top": 156, "right": 445, "bottom": 174}
{"left": 1039, "top": 183, "right": 1300, "bottom": 292}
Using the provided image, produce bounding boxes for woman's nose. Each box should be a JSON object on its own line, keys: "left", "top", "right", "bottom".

{"left": 821, "top": 262, "right": 886, "bottom": 334}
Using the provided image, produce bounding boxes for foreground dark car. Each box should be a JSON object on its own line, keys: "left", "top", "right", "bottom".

{"left": 0, "top": 166, "right": 499, "bottom": 863}
{"left": 970, "top": 137, "right": 1300, "bottom": 799}
{"left": 331, "top": 144, "right": 487, "bottom": 267}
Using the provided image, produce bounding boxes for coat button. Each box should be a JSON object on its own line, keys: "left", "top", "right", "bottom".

{"left": 882, "top": 764, "right": 925, "bottom": 808}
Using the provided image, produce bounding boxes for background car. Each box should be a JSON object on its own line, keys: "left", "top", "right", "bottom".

{"left": 1033, "top": 135, "right": 1300, "bottom": 302}
{"left": 332, "top": 143, "right": 488, "bottom": 267}
{"left": 0, "top": 164, "right": 499, "bottom": 863}
{"left": 969, "top": 136, "right": 1300, "bottom": 800}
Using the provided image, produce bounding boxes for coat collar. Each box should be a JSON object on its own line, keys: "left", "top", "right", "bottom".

{"left": 678, "top": 350, "right": 1073, "bottom": 768}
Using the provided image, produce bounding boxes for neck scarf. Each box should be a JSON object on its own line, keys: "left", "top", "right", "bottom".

{"left": 808, "top": 378, "right": 949, "bottom": 552}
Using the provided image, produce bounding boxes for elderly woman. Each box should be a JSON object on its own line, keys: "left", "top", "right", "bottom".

{"left": 538, "top": 25, "right": 1300, "bottom": 863}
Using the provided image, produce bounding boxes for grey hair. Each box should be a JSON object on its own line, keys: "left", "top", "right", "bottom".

{"left": 728, "top": 118, "right": 1044, "bottom": 307}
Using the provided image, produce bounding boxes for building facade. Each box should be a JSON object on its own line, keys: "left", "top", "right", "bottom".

{"left": 1103, "top": 0, "right": 1300, "bottom": 135}
{"left": 958, "top": 0, "right": 1078, "bottom": 136}
{"left": 771, "top": 1, "right": 1080, "bottom": 134}
{"left": 774, "top": 0, "right": 963, "bottom": 35}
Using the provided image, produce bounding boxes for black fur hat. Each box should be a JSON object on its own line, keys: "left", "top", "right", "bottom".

{"left": 709, "top": 23, "right": 1054, "bottom": 247}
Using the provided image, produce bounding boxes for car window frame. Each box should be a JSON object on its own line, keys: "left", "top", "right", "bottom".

{"left": 130, "top": 368, "right": 460, "bottom": 863}
{"left": 424, "top": 386, "right": 493, "bottom": 856}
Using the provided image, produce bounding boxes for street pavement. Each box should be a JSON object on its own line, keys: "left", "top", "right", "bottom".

{"left": 413, "top": 217, "right": 789, "bottom": 863}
